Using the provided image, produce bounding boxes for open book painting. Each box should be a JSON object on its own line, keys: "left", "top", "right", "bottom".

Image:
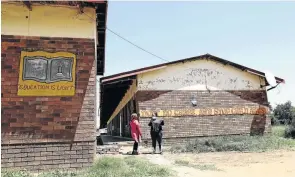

{"left": 18, "top": 51, "right": 76, "bottom": 96}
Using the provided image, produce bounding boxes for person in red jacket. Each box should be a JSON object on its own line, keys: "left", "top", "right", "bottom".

{"left": 130, "top": 113, "right": 142, "bottom": 155}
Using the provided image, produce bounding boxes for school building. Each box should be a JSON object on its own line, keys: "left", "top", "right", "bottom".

{"left": 100, "top": 54, "right": 284, "bottom": 145}
{"left": 1, "top": 1, "right": 107, "bottom": 171}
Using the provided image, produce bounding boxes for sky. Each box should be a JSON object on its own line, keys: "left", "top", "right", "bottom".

{"left": 103, "top": 1, "right": 295, "bottom": 106}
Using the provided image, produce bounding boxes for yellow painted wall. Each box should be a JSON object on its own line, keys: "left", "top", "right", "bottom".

{"left": 1, "top": 2, "right": 96, "bottom": 38}
{"left": 18, "top": 51, "right": 76, "bottom": 96}
{"left": 138, "top": 58, "right": 265, "bottom": 90}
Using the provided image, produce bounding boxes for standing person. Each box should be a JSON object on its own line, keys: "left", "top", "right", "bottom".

{"left": 148, "top": 112, "right": 164, "bottom": 154}
{"left": 129, "top": 113, "right": 142, "bottom": 155}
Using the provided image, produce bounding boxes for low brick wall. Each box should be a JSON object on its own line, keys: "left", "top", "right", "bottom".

{"left": 1, "top": 141, "right": 95, "bottom": 171}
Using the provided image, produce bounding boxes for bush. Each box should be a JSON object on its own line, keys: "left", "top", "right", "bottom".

{"left": 272, "top": 101, "right": 295, "bottom": 125}
{"left": 285, "top": 114, "right": 295, "bottom": 139}
{"left": 285, "top": 125, "right": 295, "bottom": 139}
{"left": 271, "top": 115, "right": 281, "bottom": 125}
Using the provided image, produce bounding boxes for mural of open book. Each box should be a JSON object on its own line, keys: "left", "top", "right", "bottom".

{"left": 18, "top": 51, "right": 76, "bottom": 96}
{"left": 23, "top": 56, "right": 73, "bottom": 84}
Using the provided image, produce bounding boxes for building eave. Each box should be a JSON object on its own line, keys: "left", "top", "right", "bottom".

{"left": 101, "top": 53, "right": 285, "bottom": 84}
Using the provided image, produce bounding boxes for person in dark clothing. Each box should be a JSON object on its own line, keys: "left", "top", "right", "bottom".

{"left": 148, "top": 112, "right": 164, "bottom": 154}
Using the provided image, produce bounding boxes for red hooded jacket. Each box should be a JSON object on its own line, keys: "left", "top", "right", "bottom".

{"left": 130, "top": 119, "right": 142, "bottom": 142}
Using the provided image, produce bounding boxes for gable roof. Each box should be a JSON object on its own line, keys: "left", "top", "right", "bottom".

{"left": 101, "top": 54, "right": 285, "bottom": 84}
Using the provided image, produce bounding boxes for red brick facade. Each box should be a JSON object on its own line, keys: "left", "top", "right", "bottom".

{"left": 1, "top": 35, "right": 96, "bottom": 171}
{"left": 136, "top": 90, "right": 270, "bottom": 143}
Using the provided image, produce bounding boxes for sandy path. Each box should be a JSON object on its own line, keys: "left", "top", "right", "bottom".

{"left": 146, "top": 150, "right": 295, "bottom": 177}
{"left": 118, "top": 146, "right": 295, "bottom": 177}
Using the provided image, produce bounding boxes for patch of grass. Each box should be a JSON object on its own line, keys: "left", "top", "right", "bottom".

{"left": 272, "top": 125, "right": 287, "bottom": 137}
{"left": 170, "top": 131, "right": 295, "bottom": 153}
{"left": 174, "top": 159, "right": 191, "bottom": 166}
{"left": 2, "top": 157, "right": 172, "bottom": 177}
{"left": 1, "top": 170, "right": 33, "bottom": 177}
{"left": 174, "top": 159, "right": 219, "bottom": 171}
{"left": 194, "top": 164, "right": 219, "bottom": 171}
{"left": 38, "top": 170, "right": 78, "bottom": 177}
{"left": 85, "top": 156, "right": 172, "bottom": 177}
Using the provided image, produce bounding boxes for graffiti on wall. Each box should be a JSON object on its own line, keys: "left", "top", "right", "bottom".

{"left": 138, "top": 59, "right": 263, "bottom": 90}
{"left": 18, "top": 51, "right": 76, "bottom": 96}
{"left": 139, "top": 106, "right": 268, "bottom": 118}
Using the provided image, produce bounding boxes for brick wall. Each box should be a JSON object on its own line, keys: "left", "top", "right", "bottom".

{"left": 1, "top": 35, "right": 96, "bottom": 171}
{"left": 1, "top": 142, "right": 94, "bottom": 171}
{"left": 136, "top": 90, "right": 270, "bottom": 141}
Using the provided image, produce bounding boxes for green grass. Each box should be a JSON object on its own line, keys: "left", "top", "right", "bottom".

{"left": 174, "top": 159, "right": 219, "bottom": 171}
{"left": 85, "top": 156, "right": 172, "bottom": 177}
{"left": 2, "top": 157, "right": 172, "bottom": 177}
{"left": 170, "top": 126, "right": 295, "bottom": 153}
{"left": 174, "top": 159, "right": 190, "bottom": 166}
{"left": 1, "top": 170, "right": 33, "bottom": 177}
{"left": 272, "top": 125, "right": 287, "bottom": 137}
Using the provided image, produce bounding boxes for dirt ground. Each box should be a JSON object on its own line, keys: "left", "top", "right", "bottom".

{"left": 119, "top": 147, "right": 295, "bottom": 177}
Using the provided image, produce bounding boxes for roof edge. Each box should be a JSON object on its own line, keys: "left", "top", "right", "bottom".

{"left": 101, "top": 54, "right": 285, "bottom": 84}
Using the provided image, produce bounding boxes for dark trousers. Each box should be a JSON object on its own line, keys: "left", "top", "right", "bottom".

{"left": 132, "top": 141, "right": 138, "bottom": 153}
{"left": 151, "top": 131, "right": 162, "bottom": 151}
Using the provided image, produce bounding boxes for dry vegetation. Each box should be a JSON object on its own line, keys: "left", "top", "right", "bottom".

{"left": 170, "top": 126, "right": 295, "bottom": 153}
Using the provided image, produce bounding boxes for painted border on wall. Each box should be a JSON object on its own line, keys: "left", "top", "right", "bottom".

{"left": 139, "top": 106, "right": 268, "bottom": 118}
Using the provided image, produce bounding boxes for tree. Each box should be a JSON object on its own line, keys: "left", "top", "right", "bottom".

{"left": 272, "top": 101, "right": 295, "bottom": 125}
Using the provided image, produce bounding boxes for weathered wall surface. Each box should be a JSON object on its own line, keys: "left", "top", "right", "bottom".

{"left": 136, "top": 59, "right": 269, "bottom": 142}
{"left": 1, "top": 3, "right": 96, "bottom": 171}
{"left": 137, "top": 90, "right": 270, "bottom": 140}
{"left": 1, "top": 3, "right": 96, "bottom": 38}
{"left": 138, "top": 59, "right": 265, "bottom": 91}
